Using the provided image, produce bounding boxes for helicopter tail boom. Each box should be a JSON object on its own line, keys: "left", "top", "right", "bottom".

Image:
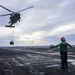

{"left": 5, "top": 25, "right": 15, "bottom": 28}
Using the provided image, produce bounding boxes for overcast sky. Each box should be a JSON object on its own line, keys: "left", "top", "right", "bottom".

{"left": 0, "top": 0, "right": 75, "bottom": 46}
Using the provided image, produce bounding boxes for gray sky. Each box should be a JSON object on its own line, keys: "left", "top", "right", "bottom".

{"left": 0, "top": 0, "right": 75, "bottom": 46}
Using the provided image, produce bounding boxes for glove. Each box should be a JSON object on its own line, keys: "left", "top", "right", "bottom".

{"left": 49, "top": 45, "right": 54, "bottom": 48}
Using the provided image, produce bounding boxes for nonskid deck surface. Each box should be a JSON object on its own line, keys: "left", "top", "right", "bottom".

{"left": 0, "top": 47, "right": 75, "bottom": 75}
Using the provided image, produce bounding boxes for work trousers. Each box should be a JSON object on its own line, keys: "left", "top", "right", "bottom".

{"left": 60, "top": 52, "right": 68, "bottom": 69}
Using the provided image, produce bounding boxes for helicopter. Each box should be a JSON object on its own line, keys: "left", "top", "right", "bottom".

{"left": 0, "top": 5, "right": 34, "bottom": 28}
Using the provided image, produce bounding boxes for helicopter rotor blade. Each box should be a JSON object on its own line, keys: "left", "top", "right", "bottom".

{"left": 17, "top": 6, "right": 34, "bottom": 12}
{"left": 0, "top": 5, "right": 13, "bottom": 12}
{"left": 0, "top": 14, "right": 11, "bottom": 16}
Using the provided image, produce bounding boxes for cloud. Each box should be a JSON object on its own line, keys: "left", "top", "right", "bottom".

{"left": 48, "top": 23, "right": 75, "bottom": 36}
{"left": 0, "top": 0, "right": 75, "bottom": 46}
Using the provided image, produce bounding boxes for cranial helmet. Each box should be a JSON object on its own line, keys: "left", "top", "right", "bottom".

{"left": 61, "top": 37, "right": 66, "bottom": 41}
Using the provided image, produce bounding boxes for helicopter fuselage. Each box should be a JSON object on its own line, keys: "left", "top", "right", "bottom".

{"left": 0, "top": 5, "right": 34, "bottom": 28}
{"left": 9, "top": 13, "right": 21, "bottom": 26}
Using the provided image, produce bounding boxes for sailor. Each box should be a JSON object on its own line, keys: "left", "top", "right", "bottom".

{"left": 50, "top": 37, "right": 72, "bottom": 70}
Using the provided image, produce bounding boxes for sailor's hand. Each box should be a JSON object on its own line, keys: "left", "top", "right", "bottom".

{"left": 49, "top": 45, "right": 54, "bottom": 48}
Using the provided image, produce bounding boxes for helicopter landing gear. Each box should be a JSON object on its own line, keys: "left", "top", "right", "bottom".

{"left": 19, "top": 19, "right": 20, "bottom": 22}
